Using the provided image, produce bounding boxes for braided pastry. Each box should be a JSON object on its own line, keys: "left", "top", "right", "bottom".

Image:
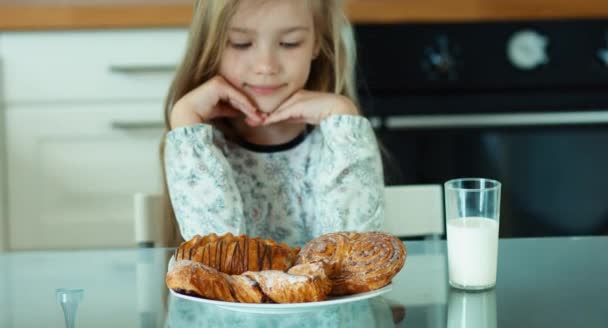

{"left": 296, "top": 232, "right": 406, "bottom": 296}
{"left": 166, "top": 260, "right": 331, "bottom": 303}
{"left": 174, "top": 233, "right": 300, "bottom": 275}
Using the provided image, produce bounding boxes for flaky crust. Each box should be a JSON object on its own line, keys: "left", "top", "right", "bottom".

{"left": 244, "top": 263, "right": 332, "bottom": 303}
{"left": 167, "top": 261, "right": 331, "bottom": 304}
{"left": 166, "top": 260, "right": 266, "bottom": 303}
{"left": 296, "top": 232, "right": 406, "bottom": 296}
{"left": 174, "top": 233, "right": 300, "bottom": 275}
{"left": 294, "top": 232, "right": 353, "bottom": 277}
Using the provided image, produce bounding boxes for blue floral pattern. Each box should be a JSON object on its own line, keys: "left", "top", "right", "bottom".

{"left": 164, "top": 115, "right": 384, "bottom": 247}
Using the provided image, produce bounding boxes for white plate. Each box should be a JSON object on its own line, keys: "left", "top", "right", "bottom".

{"left": 170, "top": 284, "right": 392, "bottom": 314}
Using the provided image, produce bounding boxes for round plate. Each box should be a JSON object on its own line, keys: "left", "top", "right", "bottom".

{"left": 169, "top": 284, "right": 392, "bottom": 314}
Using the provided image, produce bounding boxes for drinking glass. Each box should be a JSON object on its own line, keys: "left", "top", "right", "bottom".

{"left": 444, "top": 178, "right": 501, "bottom": 290}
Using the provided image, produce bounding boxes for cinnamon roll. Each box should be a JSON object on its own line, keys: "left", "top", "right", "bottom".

{"left": 296, "top": 232, "right": 406, "bottom": 295}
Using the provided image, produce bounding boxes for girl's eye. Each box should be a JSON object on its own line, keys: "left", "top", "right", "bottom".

{"left": 280, "top": 42, "right": 301, "bottom": 49}
{"left": 230, "top": 42, "right": 252, "bottom": 49}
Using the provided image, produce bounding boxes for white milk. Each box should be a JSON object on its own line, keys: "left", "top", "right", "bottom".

{"left": 447, "top": 217, "right": 499, "bottom": 289}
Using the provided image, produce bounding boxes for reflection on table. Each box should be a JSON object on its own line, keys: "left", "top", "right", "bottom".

{"left": 166, "top": 294, "right": 395, "bottom": 328}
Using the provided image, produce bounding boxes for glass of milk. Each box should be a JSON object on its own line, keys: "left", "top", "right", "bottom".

{"left": 447, "top": 288, "right": 497, "bottom": 328}
{"left": 444, "top": 178, "right": 501, "bottom": 290}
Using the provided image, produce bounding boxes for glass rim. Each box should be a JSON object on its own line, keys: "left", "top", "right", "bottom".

{"left": 444, "top": 177, "right": 501, "bottom": 191}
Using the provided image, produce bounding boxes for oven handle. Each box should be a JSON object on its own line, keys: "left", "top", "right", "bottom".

{"left": 381, "top": 110, "right": 608, "bottom": 129}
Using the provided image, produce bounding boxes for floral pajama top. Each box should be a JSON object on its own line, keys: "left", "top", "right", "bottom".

{"left": 164, "top": 115, "right": 384, "bottom": 247}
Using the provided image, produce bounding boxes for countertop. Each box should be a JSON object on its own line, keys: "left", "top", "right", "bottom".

{"left": 1, "top": 0, "right": 608, "bottom": 31}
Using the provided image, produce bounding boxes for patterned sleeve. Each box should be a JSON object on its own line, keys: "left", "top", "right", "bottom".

{"left": 164, "top": 124, "right": 245, "bottom": 240}
{"left": 312, "top": 115, "right": 385, "bottom": 236}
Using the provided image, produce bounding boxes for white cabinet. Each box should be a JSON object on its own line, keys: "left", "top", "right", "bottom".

{"left": 6, "top": 104, "right": 166, "bottom": 249}
{"left": 0, "top": 36, "right": 7, "bottom": 251}
{"left": 2, "top": 29, "right": 186, "bottom": 103}
{"left": 2, "top": 29, "right": 188, "bottom": 250}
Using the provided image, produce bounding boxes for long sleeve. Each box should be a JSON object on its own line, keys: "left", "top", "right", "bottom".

{"left": 312, "top": 115, "right": 385, "bottom": 236}
{"left": 164, "top": 124, "right": 245, "bottom": 241}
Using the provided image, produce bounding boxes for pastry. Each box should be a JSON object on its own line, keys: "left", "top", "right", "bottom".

{"left": 296, "top": 232, "right": 406, "bottom": 295}
{"left": 174, "top": 233, "right": 300, "bottom": 275}
{"left": 294, "top": 232, "right": 353, "bottom": 277}
{"left": 244, "top": 262, "right": 332, "bottom": 303}
{"left": 167, "top": 231, "right": 406, "bottom": 303}
{"left": 166, "top": 260, "right": 332, "bottom": 303}
{"left": 166, "top": 260, "right": 266, "bottom": 303}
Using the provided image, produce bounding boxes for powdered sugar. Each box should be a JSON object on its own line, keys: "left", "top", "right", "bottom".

{"left": 247, "top": 270, "right": 309, "bottom": 289}
{"left": 313, "top": 243, "right": 327, "bottom": 252}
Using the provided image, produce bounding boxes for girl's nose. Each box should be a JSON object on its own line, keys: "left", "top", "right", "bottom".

{"left": 254, "top": 48, "right": 279, "bottom": 75}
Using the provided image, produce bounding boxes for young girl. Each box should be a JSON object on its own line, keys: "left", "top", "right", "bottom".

{"left": 162, "top": 0, "right": 384, "bottom": 247}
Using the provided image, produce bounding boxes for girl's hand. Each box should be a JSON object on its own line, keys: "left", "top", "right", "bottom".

{"left": 262, "top": 90, "right": 359, "bottom": 126}
{"left": 170, "top": 76, "right": 265, "bottom": 129}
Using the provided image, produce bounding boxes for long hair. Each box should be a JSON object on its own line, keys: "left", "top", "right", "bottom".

{"left": 159, "top": 0, "right": 358, "bottom": 246}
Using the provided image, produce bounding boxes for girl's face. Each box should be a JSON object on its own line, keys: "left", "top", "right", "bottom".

{"left": 219, "top": 0, "right": 319, "bottom": 114}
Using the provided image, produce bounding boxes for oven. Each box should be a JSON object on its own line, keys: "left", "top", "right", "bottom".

{"left": 354, "top": 20, "right": 608, "bottom": 237}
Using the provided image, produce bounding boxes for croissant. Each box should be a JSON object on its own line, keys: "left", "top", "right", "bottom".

{"left": 167, "top": 260, "right": 332, "bottom": 303}
{"left": 296, "top": 232, "right": 406, "bottom": 296}
{"left": 174, "top": 233, "right": 300, "bottom": 275}
{"left": 166, "top": 260, "right": 266, "bottom": 303}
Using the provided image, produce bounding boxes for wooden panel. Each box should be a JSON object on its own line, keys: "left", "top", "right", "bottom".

{"left": 345, "top": 0, "right": 608, "bottom": 23}
{"left": 0, "top": 5, "right": 193, "bottom": 30}
{"left": 1, "top": 0, "right": 608, "bottom": 30}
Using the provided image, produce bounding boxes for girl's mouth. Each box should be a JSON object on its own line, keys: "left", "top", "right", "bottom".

{"left": 247, "top": 84, "right": 285, "bottom": 96}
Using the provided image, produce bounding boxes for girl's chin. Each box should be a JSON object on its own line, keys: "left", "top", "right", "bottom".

{"left": 256, "top": 103, "right": 281, "bottom": 114}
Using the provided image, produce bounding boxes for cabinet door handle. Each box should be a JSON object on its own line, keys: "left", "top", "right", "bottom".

{"left": 109, "top": 64, "right": 177, "bottom": 74}
{"left": 111, "top": 121, "right": 165, "bottom": 130}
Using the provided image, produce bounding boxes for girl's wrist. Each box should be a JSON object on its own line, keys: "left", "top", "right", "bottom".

{"left": 170, "top": 99, "right": 204, "bottom": 129}
{"left": 330, "top": 97, "right": 359, "bottom": 117}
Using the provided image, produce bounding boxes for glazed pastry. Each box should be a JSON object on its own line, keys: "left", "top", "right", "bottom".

{"left": 296, "top": 232, "right": 406, "bottom": 296}
{"left": 174, "top": 233, "right": 300, "bottom": 275}
{"left": 166, "top": 261, "right": 332, "bottom": 303}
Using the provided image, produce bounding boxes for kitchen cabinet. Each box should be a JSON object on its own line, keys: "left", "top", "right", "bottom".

{"left": 0, "top": 37, "right": 6, "bottom": 252}
{"left": 6, "top": 104, "right": 166, "bottom": 249}
{"left": 2, "top": 29, "right": 187, "bottom": 250}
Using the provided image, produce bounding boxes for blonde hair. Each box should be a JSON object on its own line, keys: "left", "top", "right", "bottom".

{"left": 160, "top": 0, "right": 359, "bottom": 246}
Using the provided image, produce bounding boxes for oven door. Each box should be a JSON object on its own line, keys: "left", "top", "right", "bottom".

{"left": 374, "top": 110, "right": 608, "bottom": 238}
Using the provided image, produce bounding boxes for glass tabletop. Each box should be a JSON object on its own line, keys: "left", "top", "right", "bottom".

{"left": 1, "top": 236, "right": 607, "bottom": 328}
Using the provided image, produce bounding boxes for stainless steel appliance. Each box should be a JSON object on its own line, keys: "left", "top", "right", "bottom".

{"left": 355, "top": 20, "right": 608, "bottom": 237}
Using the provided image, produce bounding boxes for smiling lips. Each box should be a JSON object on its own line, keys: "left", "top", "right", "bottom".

{"left": 247, "top": 84, "right": 285, "bottom": 96}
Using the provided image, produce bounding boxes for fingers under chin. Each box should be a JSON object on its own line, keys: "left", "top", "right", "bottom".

{"left": 245, "top": 117, "right": 262, "bottom": 127}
